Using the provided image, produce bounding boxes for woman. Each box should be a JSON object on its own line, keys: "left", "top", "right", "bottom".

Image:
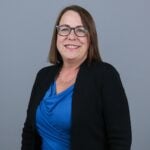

{"left": 21, "top": 5, "right": 132, "bottom": 150}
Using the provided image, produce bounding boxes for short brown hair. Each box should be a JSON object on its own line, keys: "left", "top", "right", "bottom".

{"left": 49, "top": 5, "right": 102, "bottom": 64}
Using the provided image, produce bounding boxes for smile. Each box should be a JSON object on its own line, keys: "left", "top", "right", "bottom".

{"left": 64, "top": 44, "right": 80, "bottom": 49}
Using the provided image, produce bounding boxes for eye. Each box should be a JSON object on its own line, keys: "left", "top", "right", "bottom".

{"left": 60, "top": 27, "right": 69, "bottom": 32}
{"left": 57, "top": 25, "right": 70, "bottom": 36}
{"left": 76, "top": 28, "right": 85, "bottom": 33}
{"left": 75, "top": 27, "right": 87, "bottom": 36}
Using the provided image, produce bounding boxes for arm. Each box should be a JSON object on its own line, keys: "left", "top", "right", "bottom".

{"left": 102, "top": 64, "right": 132, "bottom": 150}
{"left": 21, "top": 71, "right": 41, "bottom": 150}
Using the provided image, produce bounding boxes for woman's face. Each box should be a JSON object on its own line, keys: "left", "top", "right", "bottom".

{"left": 56, "top": 10, "right": 89, "bottom": 64}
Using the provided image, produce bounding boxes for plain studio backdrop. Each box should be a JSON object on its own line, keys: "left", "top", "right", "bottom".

{"left": 0, "top": 0, "right": 149, "bottom": 149}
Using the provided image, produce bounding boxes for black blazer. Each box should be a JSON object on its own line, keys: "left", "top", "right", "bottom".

{"left": 21, "top": 61, "right": 132, "bottom": 150}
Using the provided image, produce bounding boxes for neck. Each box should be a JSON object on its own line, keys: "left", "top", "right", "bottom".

{"left": 62, "top": 57, "right": 87, "bottom": 70}
{"left": 57, "top": 62, "right": 80, "bottom": 85}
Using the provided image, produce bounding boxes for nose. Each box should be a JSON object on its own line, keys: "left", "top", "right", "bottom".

{"left": 68, "top": 29, "right": 77, "bottom": 40}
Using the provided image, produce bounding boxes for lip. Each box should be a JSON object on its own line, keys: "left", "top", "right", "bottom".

{"left": 64, "top": 44, "right": 81, "bottom": 49}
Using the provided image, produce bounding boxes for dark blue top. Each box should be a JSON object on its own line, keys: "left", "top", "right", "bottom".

{"left": 36, "top": 81, "right": 74, "bottom": 150}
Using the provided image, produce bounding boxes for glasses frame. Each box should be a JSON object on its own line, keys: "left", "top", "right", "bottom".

{"left": 56, "top": 24, "right": 88, "bottom": 37}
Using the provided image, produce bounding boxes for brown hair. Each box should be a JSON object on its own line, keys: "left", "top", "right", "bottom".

{"left": 49, "top": 5, "right": 102, "bottom": 64}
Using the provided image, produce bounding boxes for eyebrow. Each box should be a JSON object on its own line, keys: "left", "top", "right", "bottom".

{"left": 58, "top": 24, "right": 85, "bottom": 28}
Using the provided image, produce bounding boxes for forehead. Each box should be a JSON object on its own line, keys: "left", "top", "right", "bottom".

{"left": 59, "top": 10, "right": 83, "bottom": 27}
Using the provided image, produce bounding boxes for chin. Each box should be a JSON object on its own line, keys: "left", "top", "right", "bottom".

{"left": 63, "top": 57, "right": 78, "bottom": 62}
{"left": 64, "top": 55, "right": 78, "bottom": 60}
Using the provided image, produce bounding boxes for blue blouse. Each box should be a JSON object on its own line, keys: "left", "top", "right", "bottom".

{"left": 36, "top": 81, "right": 74, "bottom": 150}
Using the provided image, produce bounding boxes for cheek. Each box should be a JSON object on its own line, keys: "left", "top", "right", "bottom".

{"left": 82, "top": 37, "right": 90, "bottom": 50}
{"left": 56, "top": 36, "right": 67, "bottom": 48}
{"left": 56, "top": 36, "right": 63, "bottom": 50}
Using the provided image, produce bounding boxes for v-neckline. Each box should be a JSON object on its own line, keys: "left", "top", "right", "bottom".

{"left": 53, "top": 81, "right": 75, "bottom": 96}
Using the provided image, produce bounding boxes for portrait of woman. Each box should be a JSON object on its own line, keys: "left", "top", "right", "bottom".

{"left": 21, "top": 5, "right": 132, "bottom": 150}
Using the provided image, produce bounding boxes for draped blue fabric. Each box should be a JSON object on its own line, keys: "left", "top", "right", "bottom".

{"left": 36, "top": 81, "right": 74, "bottom": 150}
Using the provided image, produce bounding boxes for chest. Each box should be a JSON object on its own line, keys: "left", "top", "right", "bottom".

{"left": 71, "top": 72, "right": 104, "bottom": 128}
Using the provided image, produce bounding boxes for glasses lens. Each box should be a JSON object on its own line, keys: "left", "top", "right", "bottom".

{"left": 56, "top": 25, "right": 88, "bottom": 37}
{"left": 75, "top": 27, "right": 87, "bottom": 37}
{"left": 57, "top": 25, "right": 70, "bottom": 36}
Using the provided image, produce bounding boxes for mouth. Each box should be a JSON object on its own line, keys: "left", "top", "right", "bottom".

{"left": 64, "top": 44, "right": 80, "bottom": 49}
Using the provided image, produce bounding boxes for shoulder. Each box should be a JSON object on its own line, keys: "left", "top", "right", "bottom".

{"left": 88, "top": 62, "right": 123, "bottom": 87}
{"left": 37, "top": 65, "right": 56, "bottom": 74}
{"left": 79, "top": 61, "right": 121, "bottom": 85}
{"left": 96, "top": 62, "right": 123, "bottom": 87}
{"left": 90, "top": 61, "right": 120, "bottom": 77}
{"left": 36, "top": 64, "right": 60, "bottom": 80}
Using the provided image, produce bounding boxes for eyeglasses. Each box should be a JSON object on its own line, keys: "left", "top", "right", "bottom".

{"left": 56, "top": 24, "right": 88, "bottom": 37}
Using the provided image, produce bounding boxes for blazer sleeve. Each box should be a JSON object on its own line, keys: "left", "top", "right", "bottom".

{"left": 101, "top": 64, "right": 132, "bottom": 150}
{"left": 21, "top": 70, "right": 41, "bottom": 150}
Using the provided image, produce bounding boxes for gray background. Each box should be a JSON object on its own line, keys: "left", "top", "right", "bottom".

{"left": 0, "top": 0, "right": 149, "bottom": 149}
